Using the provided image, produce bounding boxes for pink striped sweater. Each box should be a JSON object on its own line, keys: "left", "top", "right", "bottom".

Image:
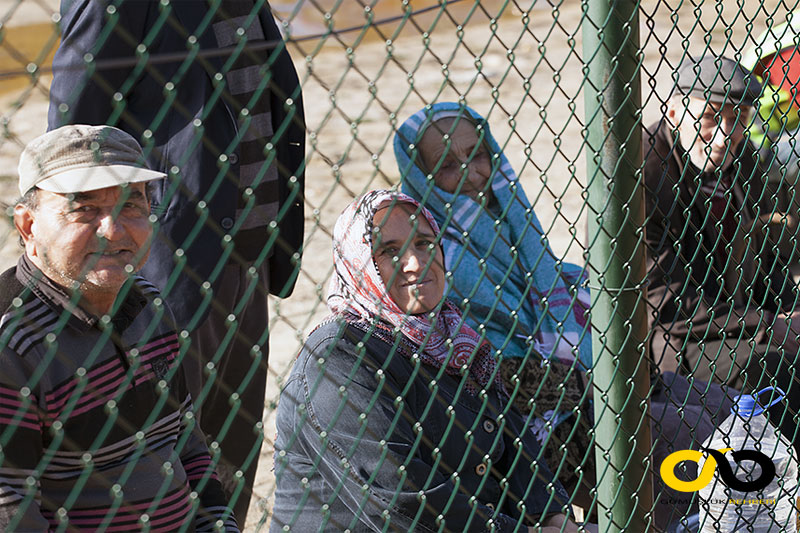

{"left": 0, "top": 256, "right": 238, "bottom": 532}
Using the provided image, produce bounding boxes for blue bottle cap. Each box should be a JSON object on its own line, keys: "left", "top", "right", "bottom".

{"left": 732, "top": 387, "right": 786, "bottom": 416}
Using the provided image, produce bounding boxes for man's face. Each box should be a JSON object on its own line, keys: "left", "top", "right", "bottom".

{"left": 15, "top": 183, "right": 152, "bottom": 307}
{"left": 667, "top": 96, "right": 752, "bottom": 173}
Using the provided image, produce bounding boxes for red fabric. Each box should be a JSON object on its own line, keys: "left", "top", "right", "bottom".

{"left": 756, "top": 47, "right": 800, "bottom": 109}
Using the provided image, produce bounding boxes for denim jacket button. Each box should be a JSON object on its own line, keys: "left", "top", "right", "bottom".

{"left": 486, "top": 502, "right": 495, "bottom": 511}
{"left": 482, "top": 419, "right": 496, "bottom": 433}
{"left": 475, "top": 462, "right": 487, "bottom": 476}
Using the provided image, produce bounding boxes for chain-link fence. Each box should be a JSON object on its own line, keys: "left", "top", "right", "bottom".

{"left": 0, "top": 0, "right": 799, "bottom": 531}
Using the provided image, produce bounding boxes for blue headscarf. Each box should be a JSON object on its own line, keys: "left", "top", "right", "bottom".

{"left": 395, "top": 102, "right": 591, "bottom": 369}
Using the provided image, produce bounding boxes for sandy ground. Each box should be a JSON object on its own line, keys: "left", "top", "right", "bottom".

{"left": 0, "top": 0, "right": 790, "bottom": 530}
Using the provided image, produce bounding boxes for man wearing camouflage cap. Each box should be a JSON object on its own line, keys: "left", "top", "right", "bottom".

{"left": 642, "top": 55, "right": 799, "bottom": 390}
{"left": 0, "top": 125, "right": 237, "bottom": 530}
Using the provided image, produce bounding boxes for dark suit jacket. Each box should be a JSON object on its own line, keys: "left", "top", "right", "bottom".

{"left": 48, "top": 0, "right": 306, "bottom": 325}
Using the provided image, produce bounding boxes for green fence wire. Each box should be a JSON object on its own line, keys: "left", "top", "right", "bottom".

{"left": 0, "top": 0, "right": 799, "bottom": 532}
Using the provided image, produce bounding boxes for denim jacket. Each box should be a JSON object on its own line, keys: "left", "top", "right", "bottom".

{"left": 271, "top": 319, "right": 569, "bottom": 532}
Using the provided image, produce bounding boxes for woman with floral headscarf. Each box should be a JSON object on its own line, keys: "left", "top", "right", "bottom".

{"left": 395, "top": 103, "right": 737, "bottom": 528}
{"left": 271, "top": 190, "right": 583, "bottom": 532}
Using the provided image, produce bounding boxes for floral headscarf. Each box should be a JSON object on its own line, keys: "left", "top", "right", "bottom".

{"left": 327, "top": 189, "right": 500, "bottom": 393}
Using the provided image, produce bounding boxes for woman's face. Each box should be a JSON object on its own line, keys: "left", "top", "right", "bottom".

{"left": 419, "top": 117, "right": 493, "bottom": 201}
{"left": 372, "top": 204, "right": 446, "bottom": 315}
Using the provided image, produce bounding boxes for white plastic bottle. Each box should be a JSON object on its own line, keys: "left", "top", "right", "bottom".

{"left": 698, "top": 387, "right": 798, "bottom": 532}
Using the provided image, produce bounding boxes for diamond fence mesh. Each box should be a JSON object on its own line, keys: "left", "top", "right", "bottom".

{"left": 0, "top": 0, "right": 799, "bottom": 531}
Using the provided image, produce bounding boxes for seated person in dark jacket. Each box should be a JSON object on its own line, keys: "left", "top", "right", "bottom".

{"left": 271, "top": 190, "right": 583, "bottom": 532}
{"left": 642, "top": 55, "right": 799, "bottom": 388}
{"left": 642, "top": 55, "right": 800, "bottom": 453}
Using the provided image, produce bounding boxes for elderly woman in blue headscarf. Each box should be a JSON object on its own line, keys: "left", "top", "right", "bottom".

{"left": 394, "top": 102, "right": 736, "bottom": 527}
{"left": 396, "top": 103, "right": 593, "bottom": 489}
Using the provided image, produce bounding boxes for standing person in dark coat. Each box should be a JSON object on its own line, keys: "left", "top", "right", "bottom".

{"left": 642, "top": 55, "right": 800, "bottom": 444}
{"left": 47, "top": 0, "right": 306, "bottom": 523}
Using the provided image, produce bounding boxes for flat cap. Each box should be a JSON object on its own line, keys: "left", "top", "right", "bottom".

{"left": 676, "top": 56, "right": 763, "bottom": 106}
{"left": 18, "top": 124, "right": 165, "bottom": 196}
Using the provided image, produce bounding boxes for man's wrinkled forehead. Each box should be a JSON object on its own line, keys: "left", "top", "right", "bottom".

{"left": 40, "top": 182, "right": 149, "bottom": 208}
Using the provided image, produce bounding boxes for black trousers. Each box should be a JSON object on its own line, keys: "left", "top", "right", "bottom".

{"left": 186, "top": 262, "right": 271, "bottom": 525}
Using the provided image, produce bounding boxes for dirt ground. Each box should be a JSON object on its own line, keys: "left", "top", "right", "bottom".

{"left": 0, "top": 0, "right": 790, "bottom": 530}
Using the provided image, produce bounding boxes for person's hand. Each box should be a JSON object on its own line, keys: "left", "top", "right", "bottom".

{"left": 533, "top": 513, "right": 598, "bottom": 532}
{"left": 535, "top": 513, "right": 582, "bottom": 532}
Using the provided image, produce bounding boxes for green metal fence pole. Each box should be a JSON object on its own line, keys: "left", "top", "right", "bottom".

{"left": 581, "top": 1, "right": 653, "bottom": 531}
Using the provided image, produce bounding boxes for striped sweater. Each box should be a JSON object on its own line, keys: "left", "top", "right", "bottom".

{"left": 0, "top": 256, "right": 238, "bottom": 532}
